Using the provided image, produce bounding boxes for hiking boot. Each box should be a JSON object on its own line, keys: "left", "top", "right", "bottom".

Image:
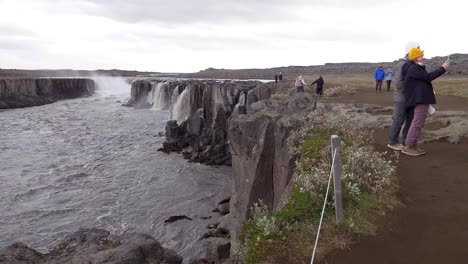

{"left": 414, "top": 144, "right": 426, "bottom": 154}
{"left": 387, "top": 143, "right": 404, "bottom": 151}
{"left": 402, "top": 146, "right": 426, "bottom": 156}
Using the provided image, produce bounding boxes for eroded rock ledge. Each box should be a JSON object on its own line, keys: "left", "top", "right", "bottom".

{"left": 0, "top": 228, "right": 182, "bottom": 264}
{"left": 129, "top": 79, "right": 277, "bottom": 166}
{"left": 0, "top": 78, "right": 95, "bottom": 109}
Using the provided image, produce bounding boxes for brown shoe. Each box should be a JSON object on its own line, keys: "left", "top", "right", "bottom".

{"left": 415, "top": 145, "right": 426, "bottom": 154}
{"left": 402, "top": 146, "right": 426, "bottom": 156}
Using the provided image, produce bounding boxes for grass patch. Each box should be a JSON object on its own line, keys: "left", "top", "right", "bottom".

{"left": 432, "top": 77, "right": 468, "bottom": 98}
{"left": 271, "top": 93, "right": 288, "bottom": 101}
{"left": 300, "top": 129, "right": 330, "bottom": 161}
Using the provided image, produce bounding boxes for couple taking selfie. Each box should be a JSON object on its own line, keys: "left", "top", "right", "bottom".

{"left": 387, "top": 42, "right": 450, "bottom": 156}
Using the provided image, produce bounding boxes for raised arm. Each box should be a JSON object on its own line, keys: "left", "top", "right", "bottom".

{"left": 406, "top": 64, "right": 446, "bottom": 82}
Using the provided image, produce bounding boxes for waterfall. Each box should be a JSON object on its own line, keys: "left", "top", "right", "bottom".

{"left": 173, "top": 89, "right": 190, "bottom": 125}
{"left": 171, "top": 85, "right": 180, "bottom": 104}
{"left": 238, "top": 92, "right": 246, "bottom": 107}
{"left": 146, "top": 82, "right": 169, "bottom": 110}
{"left": 233, "top": 92, "right": 247, "bottom": 115}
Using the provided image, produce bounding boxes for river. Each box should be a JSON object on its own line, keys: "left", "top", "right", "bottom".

{"left": 0, "top": 77, "right": 231, "bottom": 262}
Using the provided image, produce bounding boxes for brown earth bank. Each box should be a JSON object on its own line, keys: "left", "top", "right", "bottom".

{"left": 324, "top": 86, "right": 468, "bottom": 112}
{"left": 321, "top": 90, "right": 468, "bottom": 263}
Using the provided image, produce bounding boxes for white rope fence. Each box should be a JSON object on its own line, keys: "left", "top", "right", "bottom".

{"left": 310, "top": 148, "right": 337, "bottom": 264}
{"left": 310, "top": 134, "right": 344, "bottom": 264}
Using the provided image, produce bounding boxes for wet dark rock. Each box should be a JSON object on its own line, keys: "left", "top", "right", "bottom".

{"left": 206, "top": 223, "right": 218, "bottom": 229}
{"left": 188, "top": 259, "right": 213, "bottom": 264}
{"left": 217, "top": 214, "right": 233, "bottom": 234}
{"left": 218, "top": 203, "right": 230, "bottom": 215}
{"left": 190, "top": 237, "right": 230, "bottom": 264}
{"left": 0, "top": 78, "right": 95, "bottom": 109}
{"left": 200, "top": 229, "right": 229, "bottom": 240}
{"left": 131, "top": 79, "right": 277, "bottom": 166}
{"left": 0, "top": 228, "right": 182, "bottom": 264}
{"left": 0, "top": 242, "right": 43, "bottom": 264}
{"left": 217, "top": 197, "right": 231, "bottom": 205}
{"left": 164, "top": 215, "right": 193, "bottom": 223}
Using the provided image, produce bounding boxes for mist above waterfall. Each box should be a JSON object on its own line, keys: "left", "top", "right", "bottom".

{"left": 92, "top": 76, "right": 132, "bottom": 97}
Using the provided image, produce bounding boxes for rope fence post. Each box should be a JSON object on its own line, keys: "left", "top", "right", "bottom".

{"left": 331, "top": 135, "right": 344, "bottom": 226}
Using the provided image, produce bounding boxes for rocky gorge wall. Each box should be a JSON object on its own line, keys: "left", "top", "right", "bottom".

{"left": 0, "top": 78, "right": 95, "bottom": 109}
{"left": 130, "top": 79, "right": 319, "bottom": 261}
{"left": 129, "top": 79, "right": 277, "bottom": 166}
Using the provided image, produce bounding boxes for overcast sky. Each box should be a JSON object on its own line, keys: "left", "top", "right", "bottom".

{"left": 0, "top": 0, "right": 465, "bottom": 72}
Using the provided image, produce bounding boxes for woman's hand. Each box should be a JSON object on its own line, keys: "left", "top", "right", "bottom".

{"left": 442, "top": 60, "right": 450, "bottom": 70}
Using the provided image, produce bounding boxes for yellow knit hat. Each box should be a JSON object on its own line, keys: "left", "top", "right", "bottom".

{"left": 408, "top": 48, "right": 424, "bottom": 61}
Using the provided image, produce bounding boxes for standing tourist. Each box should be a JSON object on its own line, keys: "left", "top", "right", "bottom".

{"left": 387, "top": 42, "right": 420, "bottom": 151}
{"left": 385, "top": 67, "right": 393, "bottom": 92}
{"left": 374, "top": 66, "right": 385, "bottom": 92}
{"left": 311, "top": 75, "right": 325, "bottom": 96}
{"left": 401, "top": 48, "right": 449, "bottom": 156}
{"left": 295, "top": 75, "right": 306, "bottom": 93}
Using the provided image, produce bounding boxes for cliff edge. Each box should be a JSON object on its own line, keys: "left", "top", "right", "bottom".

{"left": 0, "top": 78, "right": 95, "bottom": 109}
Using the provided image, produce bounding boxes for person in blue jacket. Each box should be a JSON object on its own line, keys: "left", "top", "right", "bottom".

{"left": 385, "top": 67, "right": 393, "bottom": 92}
{"left": 374, "top": 66, "right": 385, "bottom": 92}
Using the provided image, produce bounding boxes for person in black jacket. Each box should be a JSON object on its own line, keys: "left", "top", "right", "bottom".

{"left": 401, "top": 48, "right": 449, "bottom": 156}
{"left": 311, "top": 75, "right": 325, "bottom": 96}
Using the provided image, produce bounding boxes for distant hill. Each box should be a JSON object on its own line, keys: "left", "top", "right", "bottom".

{"left": 0, "top": 69, "right": 159, "bottom": 78}
{"left": 3, "top": 53, "right": 466, "bottom": 80}
{"left": 183, "top": 53, "right": 468, "bottom": 79}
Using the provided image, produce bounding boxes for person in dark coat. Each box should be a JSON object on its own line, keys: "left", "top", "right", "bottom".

{"left": 401, "top": 48, "right": 449, "bottom": 156}
{"left": 278, "top": 72, "right": 283, "bottom": 81}
{"left": 387, "top": 41, "right": 420, "bottom": 151}
{"left": 374, "top": 66, "right": 385, "bottom": 92}
{"left": 274, "top": 74, "right": 278, "bottom": 83}
{"left": 311, "top": 75, "right": 325, "bottom": 96}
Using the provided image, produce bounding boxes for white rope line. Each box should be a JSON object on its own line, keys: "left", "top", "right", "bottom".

{"left": 310, "top": 148, "right": 338, "bottom": 264}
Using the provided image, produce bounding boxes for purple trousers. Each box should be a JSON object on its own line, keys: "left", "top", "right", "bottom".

{"left": 405, "top": 104, "right": 429, "bottom": 147}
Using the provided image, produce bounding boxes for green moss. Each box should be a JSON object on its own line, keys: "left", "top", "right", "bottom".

{"left": 273, "top": 187, "right": 321, "bottom": 222}
{"left": 301, "top": 129, "right": 330, "bottom": 161}
{"left": 241, "top": 220, "right": 273, "bottom": 264}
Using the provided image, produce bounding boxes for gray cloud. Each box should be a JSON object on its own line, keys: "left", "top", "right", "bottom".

{"left": 0, "top": 38, "right": 47, "bottom": 52}
{"left": 0, "top": 24, "right": 34, "bottom": 37}
{"left": 76, "top": 0, "right": 399, "bottom": 24}
{"left": 260, "top": 29, "right": 388, "bottom": 43}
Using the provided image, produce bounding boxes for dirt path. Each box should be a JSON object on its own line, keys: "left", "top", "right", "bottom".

{"left": 322, "top": 88, "right": 468, "bottom": 264}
